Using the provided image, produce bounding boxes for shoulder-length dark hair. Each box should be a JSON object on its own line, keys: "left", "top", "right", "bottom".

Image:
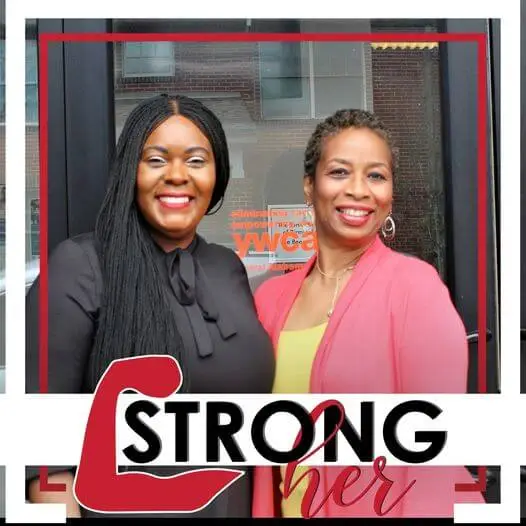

{"left": 87, "top": 94, "right": 230, "bottom": 389}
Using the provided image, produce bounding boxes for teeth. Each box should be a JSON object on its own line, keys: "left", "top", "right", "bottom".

{"left": 159, "top": 196, "right": 190, "bottom": 204}
{"left": 340, "top": 208, "right": 369, "bottom": 217}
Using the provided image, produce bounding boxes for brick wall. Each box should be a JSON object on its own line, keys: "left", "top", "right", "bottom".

{"left": 114, "top": 43, "right": 321, "bottom": 247}
{"left": 19, "top": 43, "right": 446, "bottom": 275}
{"left": 0, "top": 125, "right": 39, "bottom": 259}
{"left": 112, "top": 43, "right": 446, "bottom": 273}
{"left": 114, "top": 42, "right": 261, "bottom": 120}
{"left": 0, "top": 126, "right": 40, "bottom": 190}
{"left": 26, "top": 127, "right": 40, "bottom": 191}
{"left": 371, "top": 47, "right": 446, "bottom": 275}
{"left": 26, "top": 127, "right": 40, "bottom": 258}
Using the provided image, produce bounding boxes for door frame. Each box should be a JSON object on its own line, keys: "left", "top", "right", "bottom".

{"left": 38, "top": 19, "right": 500, "bottom": 394}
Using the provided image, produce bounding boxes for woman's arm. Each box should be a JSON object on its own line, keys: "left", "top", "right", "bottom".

{"left": 390, "top": 261, "right": 484, "bottom": 516}
{"left": 25, "top": 238, "right": 99, "bottom": 515}
{"left": 26, "top": 238, "right": 99, "bottom": 392}
{"left": 394, "top": 262, "right": 468, "bottom": 393}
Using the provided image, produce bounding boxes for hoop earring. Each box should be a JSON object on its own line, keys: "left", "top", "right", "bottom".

{"left": 304, "top": 202, "right": 315, "bottom": 231}
{"left": 381, "top": 214, "right": 396, "bottom": 241}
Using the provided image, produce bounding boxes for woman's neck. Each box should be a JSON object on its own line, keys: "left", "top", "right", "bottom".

{"left": 150, "top": 230, "right": 196, "bottom": 253}
{"left": 315, "top": 237, "right": 376, "bottom": 276}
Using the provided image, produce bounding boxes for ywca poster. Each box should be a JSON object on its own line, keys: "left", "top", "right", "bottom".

{"left": 230, "top": 204, "right": 316, "bottom": 268}
{"left": 0, "top": 1, "right": 524, "bottom": 524}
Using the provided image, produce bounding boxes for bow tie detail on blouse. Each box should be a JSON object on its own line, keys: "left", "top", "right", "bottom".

{"left": 165, "top": 241, "right": 237, "bottom": 358}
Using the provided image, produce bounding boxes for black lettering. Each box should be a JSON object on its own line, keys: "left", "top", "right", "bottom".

{"left": 323, "top": 402, "right": 374, "bottom": 462}
{"left": 122, "top": 400, "right": 161, "bottom": 464}
{"left": 383, "top": 400, "right": 446, "bottom": 463}
{"left": 252, "top": 401, "right": 314, "bottom": 463}
{"left": 206, "top": 402, "right": 245, "bottom": 462}
{"left": 164, "top": 401, "right": 200, "bottom": 462}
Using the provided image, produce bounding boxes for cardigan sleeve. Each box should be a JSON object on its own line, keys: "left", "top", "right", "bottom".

{"left": 393, "top": 261, "right": 469, "bottom": 394}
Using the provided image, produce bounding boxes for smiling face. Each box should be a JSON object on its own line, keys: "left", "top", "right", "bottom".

{"left": 305, "top": 126, "right": 393, "bottom": 250}
{"left": 136, "top": 114, "right": 216, "bottom": 251}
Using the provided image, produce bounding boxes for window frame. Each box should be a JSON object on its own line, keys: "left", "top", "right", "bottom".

{"left": 258, "top": 40, "right": 370, "bottom": 120}
{"left": 121, "top": 41, "right": 176, "bottom": 79}
{"left": 0, "top": 40, "right": 39, "bottom": 125}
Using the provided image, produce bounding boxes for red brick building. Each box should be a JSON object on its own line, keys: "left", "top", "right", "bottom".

{"left": 111, "top": 38, "right": 446, "bottom": 277}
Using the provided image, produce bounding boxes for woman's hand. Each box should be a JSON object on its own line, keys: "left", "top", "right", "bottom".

{"left": 28, "top": 471, "right": 81, "bottom": 518}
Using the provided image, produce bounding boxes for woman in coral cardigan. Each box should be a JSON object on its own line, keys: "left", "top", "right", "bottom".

{"left": 252, "top": 109, "right": 484, "bottom": 518}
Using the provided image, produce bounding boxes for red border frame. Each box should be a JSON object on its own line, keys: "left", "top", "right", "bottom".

{"left": 36, "top": 31, "right": 488, "bottom": 497}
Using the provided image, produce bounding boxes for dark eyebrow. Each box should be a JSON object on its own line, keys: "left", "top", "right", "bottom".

{"left": 328, "top": 158, "right": 390, "bottom": 170}
{"left": 328, "top": 157, "right": 352, "bottom": 166}
{"left": 186, "top": 146, "right": 211, "bottom": 155}
{"left": 143, "top": 145, "right": 169, "bottom": 155}
{"left": 142, "top": 145, "right": 211, "bottom": 155}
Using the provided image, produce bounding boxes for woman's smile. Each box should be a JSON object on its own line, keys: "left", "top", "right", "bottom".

{"left": 335, "top": 204, "right": 375, "bottom": 227}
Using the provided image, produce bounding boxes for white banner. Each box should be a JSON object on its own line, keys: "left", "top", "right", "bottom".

{"left": 0, "top": 394, "right": 521, "bottom": 468}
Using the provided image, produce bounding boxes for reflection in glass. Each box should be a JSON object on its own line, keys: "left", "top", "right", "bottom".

{"left": 112, "top": 20, "right": 446, "bottom": 289}
{"left": 122, "top": 42, "right": 175, "bottom": 77}
{"left": 0, "top": 23, "right": 40, "bottom": 377}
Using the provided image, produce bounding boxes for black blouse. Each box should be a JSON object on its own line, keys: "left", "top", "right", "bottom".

{"left": 25, "top": 232, "right": 275, "bottom": 518}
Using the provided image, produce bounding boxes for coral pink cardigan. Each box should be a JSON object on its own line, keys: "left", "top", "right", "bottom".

{"left": 252, "top": 236, "right": 484, "bottom": 518}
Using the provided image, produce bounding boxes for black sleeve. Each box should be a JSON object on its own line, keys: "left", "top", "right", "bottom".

{"left": 26, "top": 238, "right": 99, "bottom": 394}
{"left": 26, "top": 239, "right": 100, "bottom": 487}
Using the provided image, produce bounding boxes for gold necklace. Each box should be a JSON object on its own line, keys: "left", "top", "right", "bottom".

{"left": 315, "top": 256, "right": 360, "bottom": 318}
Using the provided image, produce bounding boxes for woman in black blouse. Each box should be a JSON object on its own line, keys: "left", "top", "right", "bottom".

{"left": 25, "top": 94, "right": 275, "bottom": 517}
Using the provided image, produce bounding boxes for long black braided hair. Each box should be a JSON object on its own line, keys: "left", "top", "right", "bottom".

{"left": 87, "top": 94, "right": 230, "bottom": 389}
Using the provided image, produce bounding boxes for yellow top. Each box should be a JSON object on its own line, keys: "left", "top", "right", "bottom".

{"left": 272, "top": 322, "right": 327, "bottom": 518}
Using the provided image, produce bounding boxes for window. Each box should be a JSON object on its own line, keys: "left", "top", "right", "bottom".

{"left": 260, "top": 42, "right": 303, "bottom": 100}
{"left": 122, "top": 42, "right": 175, "bottom": 78}
{"left": 259, "top": 41, "right": 369, "bottom": 120}
{"left": 112, "top": 19, "right": 446, "bottom": 284}
{"left": 25, "top": 41, "right": 38, "bottom": 124}
{"left": 229, "top": 149, "right": 245, "bottom": 180}
{"left": 259, "top": 42, "right": 311, "bottom": 119}
{"left": 0, "top": 41, "right": 38, "bottom": 124}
